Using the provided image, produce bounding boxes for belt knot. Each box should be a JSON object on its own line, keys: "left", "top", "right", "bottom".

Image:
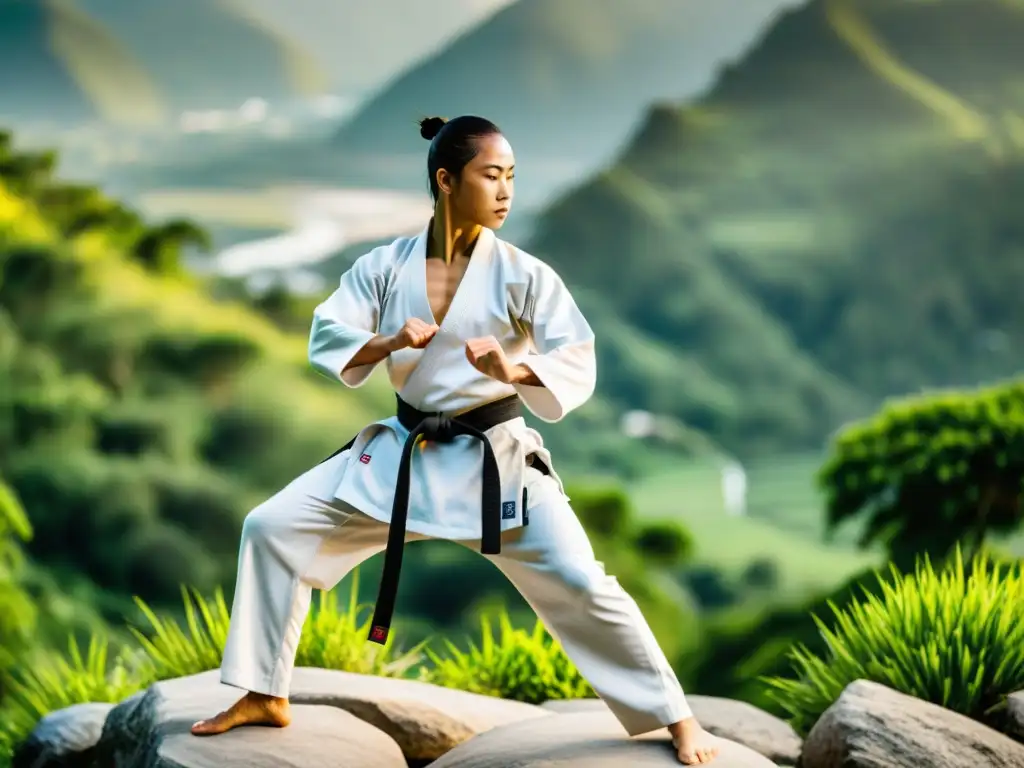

{"left": 422, "top": 414, "right": 455, "bottom": 443}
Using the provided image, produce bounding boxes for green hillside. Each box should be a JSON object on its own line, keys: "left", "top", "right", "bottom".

{"left": 525, "top": 0, "right": 1024, "bottom": 458}
{"left": 0, "top": 128, "right": 392, "bottom": 628}
{"left": 0, "top": 0, "right": 327, "bottom": 127}
{"left": 332, "top": 0, "right": 796, "bottom": 195}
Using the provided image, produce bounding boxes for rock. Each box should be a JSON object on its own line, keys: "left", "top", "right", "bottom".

{"left": 429, "top": 709, "right": 779, "bottom": 767}
{"left": 802, "top": 679, "right": 1024, "bottom": 768}
{"left": 1008, "top": 691, "right": 1024, "bottom": 740}
{"left": 540, "top": 695, "right": 802, "bottom": 764}
{"left": 12, "top": 702, "right": 114, "bottom": 768}
{"left": 288, "top": 667, "right": 553, "bottom": 761}
{"left": 91, "top": 672, "right": 406, "bottom": 768}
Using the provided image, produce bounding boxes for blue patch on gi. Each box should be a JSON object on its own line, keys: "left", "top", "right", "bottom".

{"left": 502, "top": 501, "right": 516, "bottom": 519}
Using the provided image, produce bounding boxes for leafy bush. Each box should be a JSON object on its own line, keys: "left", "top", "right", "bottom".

{"left": 421, "top": 611, "right": 596, "bottom": 704}
{"left": 566, "top": 484, "right": 632, "bottom": 538}
{"left": 763, "top": 548, "right": 1024, "bottom": 736}
{"left": 819, "top": 378, "right": 1024, "bottom": 568}
{"left": 632, "top": 520, "right": 694, "bottom": 566}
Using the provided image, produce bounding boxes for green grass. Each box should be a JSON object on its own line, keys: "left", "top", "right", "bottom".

{"left": 628, "top": 456, "right": 879, "bottom": 604}
{"left": 0, "top": 573, "right": 593, "bottom": 762}
{"left": 764, "top": 548, "right": 1024, "bottom": 736}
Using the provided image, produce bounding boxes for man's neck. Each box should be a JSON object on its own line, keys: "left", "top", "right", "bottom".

{"left": 428, "top": 205, "right": 482, "bottom": 265}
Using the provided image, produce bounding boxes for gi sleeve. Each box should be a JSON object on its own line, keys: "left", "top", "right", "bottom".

{"left": 514, "top": 262, "right": 597, "bottom": 423}
{"left": 308, "top": 251, "right": 386, "bottom": 388}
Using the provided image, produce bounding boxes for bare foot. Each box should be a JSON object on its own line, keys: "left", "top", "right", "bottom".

{"left": 190, "top": 692, "right": 291, "bottom": 736}
{"left": 668, "top": 717, "right": 721, "bottom": 764}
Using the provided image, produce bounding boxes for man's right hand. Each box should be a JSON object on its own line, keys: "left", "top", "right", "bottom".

{"left": 388, "top": 317, "right": 439, "bottom": 350}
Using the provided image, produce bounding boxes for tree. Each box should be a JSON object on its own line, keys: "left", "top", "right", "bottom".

{"left": 818, "top": 378, "right": 1024, "bottom": 570}
{"left": 131, "top": 219, "right": 211, "bottom": 274}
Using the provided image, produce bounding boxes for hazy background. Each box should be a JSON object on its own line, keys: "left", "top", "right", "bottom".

{"left": 2, "top": 0, "right": 1023, "bottom": 721}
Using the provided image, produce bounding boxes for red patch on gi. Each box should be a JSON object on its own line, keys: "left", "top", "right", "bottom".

{"left": 359, "top": 453, "right": 372, "bottom": 464}
{"left": 371, "top": 625, "right": 387, "bottom": 641}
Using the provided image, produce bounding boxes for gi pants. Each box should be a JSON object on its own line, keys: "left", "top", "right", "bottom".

{"left": 219, "top": 453, "right": 693, "bottom": 737}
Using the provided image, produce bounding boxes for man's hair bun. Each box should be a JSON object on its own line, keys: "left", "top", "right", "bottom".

{"left": 419, "top": 116, "right": 447, "bottom": 140}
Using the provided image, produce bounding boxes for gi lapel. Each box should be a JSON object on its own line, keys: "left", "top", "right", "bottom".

{"left": 399, "top": 227, "right": 495, "bottom": 405}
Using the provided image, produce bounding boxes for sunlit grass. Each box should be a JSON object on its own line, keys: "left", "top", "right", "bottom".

{"left": 764, "top": 548, "right": 1024, "bottom": 736}
{"left": 0, "top": 572, "right": 594, "bottom": 763}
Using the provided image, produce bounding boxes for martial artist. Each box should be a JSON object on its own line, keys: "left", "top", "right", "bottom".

{"left": 191, "top": 114, "right": 720, "bottom": 765}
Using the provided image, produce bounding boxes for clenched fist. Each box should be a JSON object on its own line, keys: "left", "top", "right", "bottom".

{"left": 389, "top": 317, "right": 439, "bottom": 350}
{"left": 465, "top": 336, "right": 517, "bottom": 384}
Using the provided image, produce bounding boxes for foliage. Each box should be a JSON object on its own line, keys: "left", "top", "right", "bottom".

{"left": 522, "top": 0, "right": 1024, "bottom": 458}
{"left": 633, "top": 520, "right": 694, "bottom": 566}
{"left": 0, "top": 575, "right": 596, "bottom": 761}
{"left": 421, "top": 611, "right": 596, "bottom": 704}
{"left": 762, "top": 547, "right": 1024, "bottom": 736}
{"left": 296, "top": 570, "right": 427, "bottom": 678}
{"left": 567, "top": 484, "right": 633, "bottom": 538}
{"left": 0, "top": 129, "right": 387, "bottom": 631}
{"left": 819, "top": 378, "right": 1024, "bottom": 568}
{"left": 0, "top": 479, "right": 35, "bottom": 678}
{"left": 0, "top": 635, "right": 141, "bottom": 762}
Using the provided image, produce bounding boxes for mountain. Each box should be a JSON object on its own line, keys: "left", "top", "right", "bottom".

{"left": 78, "top": 0, "right": 329, "bottom": 111}
{"left": 0, "top": 0, "right": 164, "bottom": 126}
{"left": 523, "top": 0, "right": 1024, "bottom": 456}
{"left": 0, "top": 0, "right": 328, "bottom": 127}
{"left": 237, "top": 0, "right": 517, "bottom": 97}
{"left": 333, "top": 0, "right": 804, "bottom": 205}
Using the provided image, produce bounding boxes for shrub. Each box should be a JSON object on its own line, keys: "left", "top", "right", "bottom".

{"left": 762, "top": 547, "right": 1024, "bottom": 736}
{"left": 819, "top": 379, "right": 1024, "bottom": 569}
{"left": 632, "top": 520, "right": 694, "bottom": 566}
{"left": 421, "top": 611, "right": 596, "bottom": 704}
{"left": 566, "top": 484, "right": 633, "bottom": 538}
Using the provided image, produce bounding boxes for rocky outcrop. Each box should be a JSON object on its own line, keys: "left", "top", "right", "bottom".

{"left": 12, "top": 703, "right": 114, "bottom": 768}
{"left": 287, "top": 667, "right": 552, "bottom": 761}
{"left": 801, "top": 679, "right": 1024, "bottom": 768}
{"left": 430, "top": 708, "right": 779, "bottom": 767}
{"left": 541, "top": 694, "right": 802, "bottom": 764}
{"left": 14, "top": 669, "right": 792, "bottom": 767}
{"left": 31, "top": 670, "right": 1024, "bottom": 768}
{"left": 90, "top": 676, "right": 407, "bottom": 768}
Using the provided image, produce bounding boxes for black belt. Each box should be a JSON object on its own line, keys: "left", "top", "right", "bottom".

{"left": 320, "top": 393, "right": 535, "bottom": 645}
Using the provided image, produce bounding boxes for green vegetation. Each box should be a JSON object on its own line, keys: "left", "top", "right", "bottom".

{"left": 820, "top": 377, "right": 1024, "bottom": 569}
{"left": 0, "top": 578, "right": 591, "bottom": 762}
{"left": 0, "top": 479, "right": 34, "bottom": 678}
{"left": 5, "top": 0, "right": 1024, "bottom": 757}
{"left": 526, "top": 0, "right": 1024, "bottom": 460}
{"left": 764, "top": 548, "right": 1024, "bottom": 736}
{"left": 0, "top": 126, "right": 703, "bottom": 763}
{"left": 423, "top": 612, "right": 596, "bottom": 704}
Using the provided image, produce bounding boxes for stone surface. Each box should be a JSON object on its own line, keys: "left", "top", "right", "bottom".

{"left": 430, "top": 709, "right": 779, "bottom": 767}
{"left": 541, "top": 694, "right": 802, "bottom": 764}
{"left": 90, "top": 672, "right": 406, "bottom": 768}
{"left": 1007, "top": 691, "right": 1024, "bottom": 740}
{"left": 12, "top": 702, "right": 114, "bottom": 768}
{"left": 288, "top": 667, "right": 553, "bottom": 760}
{"left": 801, "top": 679, "right": 1024, "bottom": 768}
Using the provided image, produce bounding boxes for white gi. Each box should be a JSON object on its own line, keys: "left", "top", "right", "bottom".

{"left": 219, "top": 225, "right": 693, "bottom": 736}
